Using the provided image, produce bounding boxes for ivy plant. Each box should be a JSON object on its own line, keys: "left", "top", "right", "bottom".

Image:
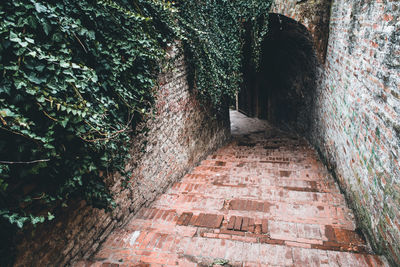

{"left": 0, "top": 0, "right": 178, "bottom": 228}
{"left": 0, "top": 0, "right": 273, "bottom": 229}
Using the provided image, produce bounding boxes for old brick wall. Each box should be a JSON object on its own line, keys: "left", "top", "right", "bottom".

{"left": 274, "top": 0, "right": 400, "bottom": 265}
{"left": 311, "top": 1, "right": 400, "bottom": 265}
{"left": 13, "top": 46, "right": 230, "bottom": 266}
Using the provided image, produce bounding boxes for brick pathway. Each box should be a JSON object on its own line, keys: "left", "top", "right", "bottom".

{"left": 76, "top": 111, "right": 388, "bottom": 266}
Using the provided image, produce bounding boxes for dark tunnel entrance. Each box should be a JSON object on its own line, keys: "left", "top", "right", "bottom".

{"left": 238, "top": 13, "right": 318, "bottom": 134}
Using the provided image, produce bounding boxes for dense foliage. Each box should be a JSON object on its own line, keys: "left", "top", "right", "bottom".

{"left": 0, "top": 0, "right": 179, "bottom": 228}
{"left": 0, "top": 0, "right": 272, "bottom": 229}
{"left": 177, "top": 0, "right": 272, "bottom": 107}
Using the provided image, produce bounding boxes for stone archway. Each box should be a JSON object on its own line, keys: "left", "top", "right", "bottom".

{"left": 239, "top": 13, "right": 318, "bottom": 134}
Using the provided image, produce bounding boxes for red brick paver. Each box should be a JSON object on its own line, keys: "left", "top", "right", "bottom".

{"left": 75, "top": 114, "right": 388, "bottom": 266}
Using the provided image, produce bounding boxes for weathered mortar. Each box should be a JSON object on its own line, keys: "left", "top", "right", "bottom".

{"left": 13, "top": 46, "right": 230, "bottom": 266}
{"left": 274, "top": 0, "right": 400, "bottom": 265}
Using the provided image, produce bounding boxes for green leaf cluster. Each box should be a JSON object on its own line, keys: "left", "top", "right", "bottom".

{"left": 0, "top": 0, "right": 178, "bottom": 228}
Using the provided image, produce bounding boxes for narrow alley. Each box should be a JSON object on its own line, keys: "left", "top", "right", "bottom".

{"left": 76, "top": 111, "right": 388, "bottom": 266}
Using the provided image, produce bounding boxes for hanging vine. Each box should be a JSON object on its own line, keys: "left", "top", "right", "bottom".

{"left": 176, "top": 0, "right": 273, "bottom": 107}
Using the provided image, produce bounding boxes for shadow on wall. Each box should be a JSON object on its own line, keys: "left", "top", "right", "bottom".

{"left": 239, "top": 13, "right": 318, "bottom": 135}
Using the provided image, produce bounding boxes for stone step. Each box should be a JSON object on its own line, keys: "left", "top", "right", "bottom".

{"left": 75, "top": 232, "right": 388, "bottom": 266}
{"left": 169, "top": 182, "right": 343, "bottom": 201}
{"left": 125, "top": 208, "right": 360, "bottom": 248}
{"left": 176, "top": 176, "right": 341, "bottom": 193}
{"left": 151, "top": 194, "right": 354, "bottom": 226}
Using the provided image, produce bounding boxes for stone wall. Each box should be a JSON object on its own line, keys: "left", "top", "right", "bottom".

{"left": 13, "top": 46, "right": 230, "bottom": 266}
{"left": 274, "top": 0, "right": 400, "bottom": 265}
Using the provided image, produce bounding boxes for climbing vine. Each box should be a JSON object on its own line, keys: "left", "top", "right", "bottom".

{"left": 0, "top": 0, "right": 273, "bottom": 229}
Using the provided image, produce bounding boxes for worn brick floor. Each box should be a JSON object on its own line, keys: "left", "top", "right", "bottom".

{"left": 76, "top": 111, "right": 388, "bottom": 266}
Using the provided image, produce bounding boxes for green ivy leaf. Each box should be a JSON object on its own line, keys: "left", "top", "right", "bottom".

{"left": 34, "top": 2, "right": 47, "bottom": 13}
{"left": 27, "top": 73, "right": 44, "bottom": 84}
{"left": 60, "top": 119, "right": 68, "bottom": 128}
{"left": 60, "top": 61, "right": 69, "bottom": 68}
{"left": 9, "top": 31, "right": 20, "bottom": 42}
{"left": 47, "top": 212, "right": 55, "bottom": 221}
{"left": 25, "top": 37, "right": 35, "bottom": 44}
{"left": 42, "top": 21, "right": 51, "bottom": 35}
{"left": 37, "top": 95, "right": 45, "bottom": 102}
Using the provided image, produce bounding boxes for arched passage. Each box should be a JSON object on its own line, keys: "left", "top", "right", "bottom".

{"left": 238, "top": 13, "right": 318, "bottom": 134}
